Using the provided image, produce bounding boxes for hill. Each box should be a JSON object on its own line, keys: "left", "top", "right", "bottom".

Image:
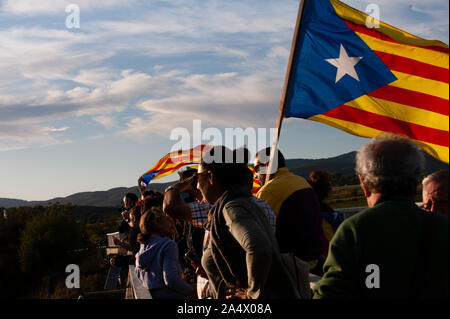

{"left": 0, "top": 182, "right": 173, "bottom": 209}
{"left": 286, "top": 150, "right": 447, "bottom": 183}
{"left": 1, "top": 151, "right": 447, "bottom": 208}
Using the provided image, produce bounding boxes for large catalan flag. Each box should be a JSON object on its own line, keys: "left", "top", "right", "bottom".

{"left": 284, "top": 0, "right": 449, "bottom": 163}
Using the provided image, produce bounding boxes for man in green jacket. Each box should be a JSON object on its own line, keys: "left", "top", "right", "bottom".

{"left": 313, "top": 133, "right": 449, "bottom": 299}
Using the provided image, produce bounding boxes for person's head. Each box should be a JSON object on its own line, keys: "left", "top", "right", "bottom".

{"left": 178, "top": 166, "right": 198, "bottom": 183}
{"left": 123, "top": 192, "right": 138, "bottom": 210}
{"left": 142, "top": 191, "right": 164, "bottom": 211}
{"left": 241, "top": 166, "right": 256, "bottom": 193}
{"left": 177, "top": 166, "right": 199, "bottom": 203}
{"left": 422, "top": 170, "right": 449, "bottom": 216}
{"left": 138, "top": 207, "right": 175, "bottom": 244}
{"left": 253, "top": 147, "right": 286, "bottom": 186}
{"left": 308, "top": 170, "right": 333, "bottom": 203}
{"left": 355, "top": 133, "right": 425, "bottom": 206}
{"left": 143, "top": 190, "right": 156, "bottom": 198}
{"left": 128, "top": 206, "right": 142, "bottom": 229}
{"left": 197, "top": 146, "right": 250, "bottom": 204}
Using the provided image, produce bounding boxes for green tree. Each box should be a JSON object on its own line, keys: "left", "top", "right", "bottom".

{"left": 0, "top": 218, "right": 25, "bottom": 298}
{"left": 18, "top": 206, "right": 83, "bottom": 276}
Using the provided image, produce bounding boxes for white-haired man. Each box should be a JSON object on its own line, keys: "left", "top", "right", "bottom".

{"left": 422, "top": 170, "right": 449, "bottom": 216}
{"left": 313, "top": 134, "right": 449, "bottom": 298}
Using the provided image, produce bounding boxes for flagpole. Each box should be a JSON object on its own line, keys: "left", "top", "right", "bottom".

{"left": 265, "top": 0, "right": 307, "bottom": 185}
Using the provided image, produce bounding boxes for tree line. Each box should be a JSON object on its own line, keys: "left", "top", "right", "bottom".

{"left": 0, "top": 203, "right": 120, "bottom": 298}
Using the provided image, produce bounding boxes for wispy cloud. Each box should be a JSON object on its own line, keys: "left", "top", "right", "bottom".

{"left": 343, "top": 0, "right": 449, "bottom": 42}
{"left": 93, "top": 115, "right": 116, "bottom": 129}
{"left": 119, "top": 71, "right": 283, "bottom": 140}
{"left": 0, "top": 0, "right": 447, "bottom": 153}
{"left": 0, "top": 0, "right": 135, "bottom": 15}
{"left": 0, "top": 123, "right": 72, "bottom": 151}
{"left": 46, "top": 126, "right": 69, "bottom": 132}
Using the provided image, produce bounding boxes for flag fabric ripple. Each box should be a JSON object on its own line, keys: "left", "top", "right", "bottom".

{"left": 140, "top": 145, "right": 261, "bottom": 194}
{"left": 141, "top": 145, "right": 213, "bottom": 185}
{"left": 284, "top": 0, "right": 449, "bottom": 163}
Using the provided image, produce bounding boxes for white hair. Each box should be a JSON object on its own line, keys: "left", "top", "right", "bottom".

{"left": 422, "top": 170, "right": 449, "bottom": 187}
{"left": 356, "top": 134, "right": 425, "bottom": 196}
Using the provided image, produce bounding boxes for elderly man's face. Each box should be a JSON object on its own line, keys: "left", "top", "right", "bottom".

{"left": 422, "top": 181, "right": 449, "bottom": 216}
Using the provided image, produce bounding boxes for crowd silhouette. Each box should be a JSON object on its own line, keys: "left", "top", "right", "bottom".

{"left": 108, "top": 134, "right": 449, "bottom": 299}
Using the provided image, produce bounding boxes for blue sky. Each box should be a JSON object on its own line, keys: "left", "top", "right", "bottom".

{"left": 0, "top": 0, "right": 448, "bottom": 201}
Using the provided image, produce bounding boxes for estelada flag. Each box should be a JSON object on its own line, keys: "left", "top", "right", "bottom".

{"left": 283, "top": 0, "right": 449, "bottom": 163}
{"left": 140, "top": 145, "right": 261, "bottom": 194}
{"left": 141, "top": 144, "right": 213, "bottom": 185}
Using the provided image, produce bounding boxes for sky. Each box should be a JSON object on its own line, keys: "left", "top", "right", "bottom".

{"left": 0, "top": 0, "right": 448, "bottom": 201}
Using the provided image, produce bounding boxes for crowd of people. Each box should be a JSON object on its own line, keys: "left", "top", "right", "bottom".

{"left": 108, "top": 133, "right": 449, "bottom": 299}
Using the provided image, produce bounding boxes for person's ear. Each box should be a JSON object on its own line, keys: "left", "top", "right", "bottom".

{"left": 358, "top": 174, "right": 371, "bottom": 198}
{"left": 207, "top": 171, "right": 214, "bottom": 185}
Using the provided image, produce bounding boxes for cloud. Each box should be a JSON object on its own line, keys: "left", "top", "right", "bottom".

{"left": 93, "top": 115, "right": 116, "bottom": 129}
{"left": 0, "top": 68, "right": 199, "bottom": 150}
{"left": 0, "top": 123, "right": 72, "bottom": 151}
{"left": 342, "top": 0, "right": 449, "bottom": 42}
{"left": 0, "top": 69, "right": 175, "bottom": 124}
{"left": 1, "top": 0, "right": 135, "bottom": 15}
{"left": 119, "top": 71, "right": 283, "bottom": 141}
{"left": 0, "top": 0, "right": 447, "bottom": 153}
{"left": 72, "top": 68, "right": 117, "bottom": 87}
{"left": 46, "top": 126, "right": 69, "bottom": 132}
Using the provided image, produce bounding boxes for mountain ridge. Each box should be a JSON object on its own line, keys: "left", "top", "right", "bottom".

{"left": 1, "top": 151, "right": 447, "bottom": 208}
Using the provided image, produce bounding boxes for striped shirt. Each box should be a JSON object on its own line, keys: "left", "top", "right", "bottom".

{"left": 188, "top": 196, "right": 276, "bottom": 231}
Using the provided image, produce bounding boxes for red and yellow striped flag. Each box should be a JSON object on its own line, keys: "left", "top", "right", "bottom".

{"left": 141, "top": 145, "right": 261, "bottom": 194}
{"left": 141, "top": 145, "right": 213, "bottom": 185}
{"left": 284, "top": 0, "right": 449, "bottom": 163}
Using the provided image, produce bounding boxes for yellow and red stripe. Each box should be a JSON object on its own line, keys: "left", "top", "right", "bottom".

{"left": 310, "top": 0, "right": 449, "bottom": 163}
{"left": 142, "top": 145, "right": 213, "bottom": 182}
{"left": 141, "top": 145, "right": 261, "bottom": 194}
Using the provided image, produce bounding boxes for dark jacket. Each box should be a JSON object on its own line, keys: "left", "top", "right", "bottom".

{"left": 314, "top": 199, "right": 449, "bottom": 298}
{"left": 256, "top": 168, "right": 323, "bottom": 261}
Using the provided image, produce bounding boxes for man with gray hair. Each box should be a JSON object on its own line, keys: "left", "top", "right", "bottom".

{"left": 422, "top": 170, "right": 449, "bottom": 216}
{"left": 313, "top": 134, "right": 449, "bottom": 298}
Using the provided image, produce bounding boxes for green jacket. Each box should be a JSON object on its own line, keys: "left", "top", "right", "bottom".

{"left": 313, "top": 199, "right": 449, "bottom": 299}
